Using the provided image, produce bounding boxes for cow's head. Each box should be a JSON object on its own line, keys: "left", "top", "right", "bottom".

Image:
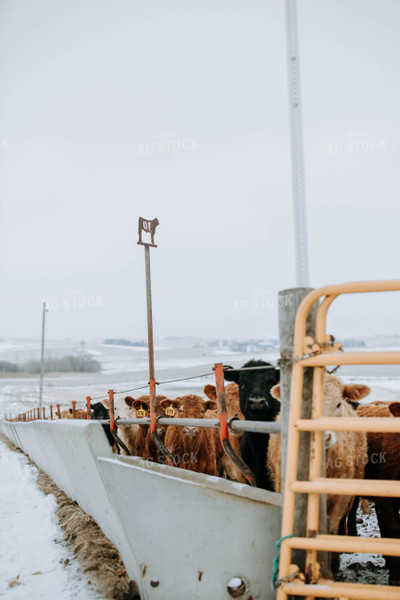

{"left": 224, "top": 360, "right": 280, "bottom": 420}
{"left": 271, "top": 375, "right": 370, "bottom": 417}
{"left": 129, "top": 396, "right": 178, "bottom": 436}
{"left": 90, "top": 402, "right": 109, "bottom": 420}
{"left": 174, "top": 395, "right": 216, "bottom": 437}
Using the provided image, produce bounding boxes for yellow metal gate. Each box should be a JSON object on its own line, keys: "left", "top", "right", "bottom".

{"left": 276, "top": 280, "right": 400, "bottom": 600}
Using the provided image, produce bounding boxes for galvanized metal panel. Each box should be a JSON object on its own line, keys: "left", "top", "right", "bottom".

{"left": 0, "top": 421, "right": 282, "bottom": 600}
{"left": 99, "top": 456, "right": 281, "bottom": 600}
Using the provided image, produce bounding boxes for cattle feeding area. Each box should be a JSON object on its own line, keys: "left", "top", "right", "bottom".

{"left": 1, "top": 283, "right": 400, "bottom": 600}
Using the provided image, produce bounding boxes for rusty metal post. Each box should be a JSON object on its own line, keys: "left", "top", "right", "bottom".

{"left": 72, "top": 401, "right": 76, "bottom": 418}
{"left": 109, "top": 390, "right": 115, "bottom": 431}
{"left": 56, "top": 404, "right": 61, "bottom": 419}
{"left": 86, "top": 396, "right": 92, "bottom": 419}
{"left": 36, "top": 407, "right": 39, "bottom": 419}
{"left": 137, "top": 217, "right": 175, "bottom": 466}
{"left": 42, "top": 407, "right": 46, "bottom": 420}
{"left": 214, "top": 363, "right": 257, "bottom": 486}
{"left": 50, "top": 405, "right": 53, "bottom": 420}
{"left": 144, "top": 242, "right": 157, "bottom": 439}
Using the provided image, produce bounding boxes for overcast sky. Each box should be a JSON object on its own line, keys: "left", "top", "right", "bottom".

{"left": 0, "top": 0, "right": 399, "bottom": 341}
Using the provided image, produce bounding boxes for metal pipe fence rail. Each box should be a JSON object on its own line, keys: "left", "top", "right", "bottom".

{"left": 275, "top": 280, "right": 400, "bottom": 600}
{"left": 8, "top": 361, "right": 283, "bottom": 485}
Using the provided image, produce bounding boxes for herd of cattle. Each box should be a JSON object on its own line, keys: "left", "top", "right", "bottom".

{"left": 61, "top": 359, "right": 400, "bottom": 584}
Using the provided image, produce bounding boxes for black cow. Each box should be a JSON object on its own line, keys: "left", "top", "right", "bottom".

{"left": 224, "top": 359, "right": 280, "bottom": 490}
{"left": 90, "top": 401, "right": 117, "bottom": 450}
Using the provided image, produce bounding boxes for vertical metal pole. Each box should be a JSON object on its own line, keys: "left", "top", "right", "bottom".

{"left": 39, "top": 302, "right": 47, "bottom": 413}
{"left": 144, "top": 245, "right": 157, "bottom": 433}
{"left": 109, "top": 390, "right": 115, "bottom": 431}
{"left": 285, "top": 0, "right": 310, "bottom": 287}
{"left": 57, "top": 404, "right": 61, "bottom": 419}
{"left": 72, "top": 401, "right": 76, "bottom": 418}
{"left": 86, "top": 396, "right": 92, "bottom": 419}
{"left": 50, "top": 405, "right": 53, "bottom": 420}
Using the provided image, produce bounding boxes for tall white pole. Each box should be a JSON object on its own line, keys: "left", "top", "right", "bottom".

{"left": 285, "top": 0, "right": 310, "bottom": 287}
{"left": 39, "top": 302, "right": 47, "bottom": 414}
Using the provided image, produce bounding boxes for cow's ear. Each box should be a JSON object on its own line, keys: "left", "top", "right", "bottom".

{"left": 102, "top": 399, "right": 110, "bottom": 410}
{"left": 124, "top": 396, "right": 134, "bottom": 407}
{"left": 274, "top": 369, "right": 280, "bottom": 384}
{"left": 204, "top": 384, "right": 217, "bottom": 401}
{"left": 270, "top": 383, "right": 281, "bottom": 400}
{"left": 223, "top": 366, "right": 239, "bottom": 384}
{"left": 205, "top": 400, "right": 217, "bottom": 412}
{"left": 343, "top": 384, "right": 370, "bottom": 401}
{"left": 389, "top": 402, "right": 400, "bottom": 418}
{"left": 69, "top": 408, "right": 73, "bottom": 414}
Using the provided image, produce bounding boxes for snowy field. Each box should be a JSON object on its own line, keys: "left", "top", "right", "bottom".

{"left": 1, "top": 337, "right": 399, "bottom": 419}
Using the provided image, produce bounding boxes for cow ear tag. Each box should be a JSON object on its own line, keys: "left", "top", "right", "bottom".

{"left": 137, "top": 405, "right": 146, "bottom": 418}
{"left": 165, "top": 404, "right": 175, "bottom": 417}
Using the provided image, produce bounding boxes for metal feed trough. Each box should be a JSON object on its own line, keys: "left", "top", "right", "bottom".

{"left": 0, "top": 418, "right": 282, "bottom": 600}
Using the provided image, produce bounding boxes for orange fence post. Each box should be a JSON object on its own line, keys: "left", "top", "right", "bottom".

{"left": 57, "top": 404, "right": 61, "bottom": 419}
{"left": 214, "top": 363, "right": 256, "bottom": 486}
{"left": 42, "top": 407, "right": 46, "bottom": 420}
{"left": 50, "top": 405, "right": 53, "bottom": 420}
{"left": 109, "top": 390, "right": 115, "bottom": 431}
{"left": 86, "top": 396, "right": 92, "bottom": 419}
{"left": 72, "top": 401, "right": 76, "bottom": 418}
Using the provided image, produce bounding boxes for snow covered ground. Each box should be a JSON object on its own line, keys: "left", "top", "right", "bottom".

{"left": 0, "top": 438, "right": 103, "bottom": 599}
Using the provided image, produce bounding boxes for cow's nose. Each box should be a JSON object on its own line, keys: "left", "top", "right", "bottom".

{"left": 184, "top": 426, "right": 199, "bottom": 436}
{"left": 248, "top": 396, "right": 266, "bottom": 410}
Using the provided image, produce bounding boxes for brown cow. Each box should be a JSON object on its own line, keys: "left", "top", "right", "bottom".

{"left": 349, "top": 400, "right": 400, "bottom": 585}
{"left": 203, "top": 383, "right": 247, "bottom": 483}
{"left": 127, "top": 395, "right": 177, "bottom": 462}
{"left": 267, "top": 374, "right": 369, "bottom": 573}
{"left": 164, "top": 395, "right": 218, "bottom": 476}
{"left": 101, "top": 396, "right": 138, "bottom": 455}
{"left": 61, "top": 408, "right": 87, "bottom": 419}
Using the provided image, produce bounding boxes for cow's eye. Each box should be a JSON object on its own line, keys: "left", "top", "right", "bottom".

{"left": 179, "top": 406, "right": 184, "bottom": 413}
{"left": 336, "top": 402, "right": 341, "bottom": 409}
{"left": 201, "top": 408, "right": 205, "bottom": 414}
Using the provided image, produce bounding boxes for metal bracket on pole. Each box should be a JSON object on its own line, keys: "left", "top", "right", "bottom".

{"left": 214, "top": 363, "right": 257, "bottom": 487}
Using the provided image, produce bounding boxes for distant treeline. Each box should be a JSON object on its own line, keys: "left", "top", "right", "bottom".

{"left": 342, "top": 339, "right": 366, "bottom": 348}
{"left": 0, "top": 353, "right": 101, "bottom": 374}
{"left": 104, "top": 338, "right": 147, "bottom": 347}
